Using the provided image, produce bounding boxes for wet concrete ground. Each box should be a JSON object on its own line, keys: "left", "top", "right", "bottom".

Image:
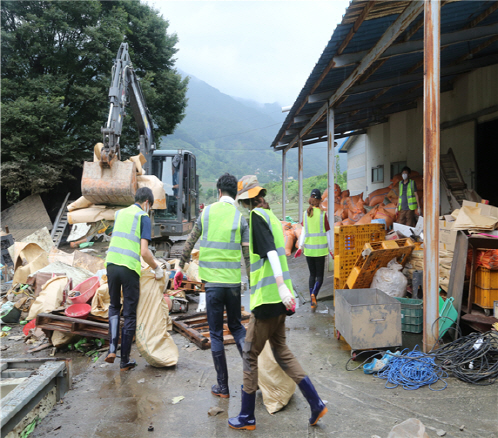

{"left": 31, "top": 256, "right": 497, "bottom": 438}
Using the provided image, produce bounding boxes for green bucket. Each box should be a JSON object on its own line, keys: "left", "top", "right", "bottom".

{"left": 439, "top": 296, "right": 458, "bottom": 338}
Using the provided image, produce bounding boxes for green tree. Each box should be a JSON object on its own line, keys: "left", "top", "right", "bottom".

{"left": 1, "top": 1, "right": 188, "bottom": 197}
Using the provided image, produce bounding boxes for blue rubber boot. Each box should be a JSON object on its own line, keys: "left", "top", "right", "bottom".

{"left": 298, "top": 376, "right": 328, "bottom": 426}
{"left": 228, "top": 388, "right": 256, "bottom": 430}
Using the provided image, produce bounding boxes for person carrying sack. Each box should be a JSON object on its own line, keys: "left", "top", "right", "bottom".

{"left": 297, "top": 189, "right": 332, "bottom": 311}
{"left": 229, "top": 175, "right": 328, "bottom": 431}
{"left": 176, "top": 173, "right": 250, "bottom": 398}
{"left": 105, "top": 187, "right": 164, "bottom": 371}
{"left": 397, "top": 166, "right": 421, "bottom": 227}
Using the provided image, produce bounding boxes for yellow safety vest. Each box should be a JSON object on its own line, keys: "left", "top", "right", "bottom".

{"left": 106, "top": 204, "right": 147, "bottom": 276}
{"left": 303, "top": 207, "right": 328, "bottom": 257}
{"left": 399, "top": 180, "right": 417, "bottom": 211}
{"left": 198, "top": 202, "right": 243, "bottom": 284}
{"left": 249, "top": 208, "right": 294, "bottom": 311}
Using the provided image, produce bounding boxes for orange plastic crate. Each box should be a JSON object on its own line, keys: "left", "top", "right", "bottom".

{"left": 333, "top": 224, "right": 385, "bottom": 288}
{"left": 474, "top": 267, "right": 498, "bottom": 309}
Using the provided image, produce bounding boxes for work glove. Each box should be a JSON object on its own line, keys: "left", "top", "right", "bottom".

{"left": 329, "top": 251, "right": 334, "bottom": 259}
{"left": 174, "top": 268, "right": 185, "bottom": 289}
{"left": 294, "top": 248, "right": 302, "bottom": 258}
{"left": 278, "top": 283, "right": 296, "bottom": 311}
{"left": 154, "top": 267, "right": 164, "bottom": 281}
{"left": 417, "top": 207, "right": 422, "bottom": 216}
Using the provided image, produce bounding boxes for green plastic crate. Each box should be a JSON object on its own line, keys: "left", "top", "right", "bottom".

{"left": 395, "top": 297, "right": 423, "bottom": 333}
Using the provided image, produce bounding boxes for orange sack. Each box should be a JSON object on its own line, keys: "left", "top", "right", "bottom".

{"left": 334, "top": 184, "right": 342, "bottom": 198}
{"left": 292, "top": 223, "right": 302, "bottom": 249}
{"left": 477, "top": 249, "right": 498, "bottom": 270}
{"left": 374, "top": 205, "right": 396, "bottom": 228}
{"left": 341, "top": 190, "right": 350, "bottom": 199}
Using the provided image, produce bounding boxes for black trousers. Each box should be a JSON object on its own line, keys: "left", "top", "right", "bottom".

{"left": 205, "top": 286, "right": 246, "bottom": 353}
{"left": 107, "top": 264, "right": 140, "bottom": 333}
{"left": 306, "top": 255, "right": 326, "bottom": 292}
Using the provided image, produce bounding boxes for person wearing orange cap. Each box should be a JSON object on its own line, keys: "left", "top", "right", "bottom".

{"left": 228, "top": 175, "right": 327, "bottom": 431}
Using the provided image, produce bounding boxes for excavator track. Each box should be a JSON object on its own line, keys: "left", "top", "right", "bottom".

{"left": 169, "top": 240, "right": 187, "bottom": 259}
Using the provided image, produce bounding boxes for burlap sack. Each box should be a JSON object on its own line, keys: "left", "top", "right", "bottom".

{"left": 67, "top": 196, "right": 93, "bottom": 212}
{"left": 27, "top": 276, "right": 69, "bottom": 321}
{"left": 135, "top": 270, "right": 179, "bottom": 367}
{"left": 137, "top": 175, "right": 166, "bottom": 210}
{"left": 51, "top": 331, "right": 78, "bottom": 347}
{"left": 258, "top": 341, "right": 296, "bottom": 414}
{"left": 91, "top": 281, "right": 110, "bottom": 318}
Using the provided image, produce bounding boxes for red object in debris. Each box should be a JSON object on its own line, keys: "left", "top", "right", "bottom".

{"left": 69, "top": 276, "right": 100, "bottom": 304}
{"left": 23, "top": 319, "right": 36, "bottom": 336}
{"left": 174, "top": 270, "right": 184, "bottom": 290}
{"left": 164, "top": 295, "right": 172, "bottom": 310}
{"left": 65, "top": 303, "right": 92, "bottom": 319}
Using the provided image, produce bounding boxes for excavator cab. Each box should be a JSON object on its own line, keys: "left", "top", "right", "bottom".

{"left": 151, "top": 150, "right": 199, "bottom": 241}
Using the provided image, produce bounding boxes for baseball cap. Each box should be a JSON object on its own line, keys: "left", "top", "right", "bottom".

{"left": 310, "top": 189, "right": 322, "bottom": 199}
{"left": 236, "top": 175, "right": 266, "bottom": 201}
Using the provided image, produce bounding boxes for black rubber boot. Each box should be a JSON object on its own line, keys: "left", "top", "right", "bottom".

{"left": 298, "top": 376, "right": 328, "bottom": 426}
{"left": 211, "top": 350, "right": 229, "bottom": 398}
{"left": 105, "top": 315, "right": 120, "bottom": 364}
{"left": 228, "top": 387, "right": 256, "bottom": 430}
{"left": 120, "top": 329, "right": 137, "bottom": 371}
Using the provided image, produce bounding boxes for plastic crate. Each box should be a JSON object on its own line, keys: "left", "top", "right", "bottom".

{"left": 395, "top": 296, "right": 423, "bottom": 333}
{"left": 334, "top": 224, "right": 385, "bottom": 288}
{"left": 474, "top": 267, "right": 498, "bottom": 309}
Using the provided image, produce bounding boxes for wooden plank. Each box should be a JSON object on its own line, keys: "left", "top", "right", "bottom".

{"left": 446, "top": 231, "right": 469, "bottom": 339}
{"left": 37, "top": 313, "right": 109, "bottom": 329}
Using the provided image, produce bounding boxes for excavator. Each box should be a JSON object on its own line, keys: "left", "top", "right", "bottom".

{"left": 81, "top": 42, "right": 199, "bottom": 257}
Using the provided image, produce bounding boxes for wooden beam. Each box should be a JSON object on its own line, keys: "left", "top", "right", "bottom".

{"left": 465, "top": 1, "right": 498, "bottom": 29}
{"left": 331, "top": 22, "right": 498, "bottom": 69}
{"left": 441, "top": 105, "right": 498, "bottom": 130}
{"left": 295, "top": 0, "right": 425, "bottom": 146}
{"left": 336, "top": 1, "right": 376, "bottom": 56}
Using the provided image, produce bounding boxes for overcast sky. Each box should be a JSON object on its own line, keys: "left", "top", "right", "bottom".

{"left": 148, "top": 1, "right": 351, "bottom": 106}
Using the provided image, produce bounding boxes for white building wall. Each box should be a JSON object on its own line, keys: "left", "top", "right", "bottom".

{"left": 346, "top": 134, "right": 367, "bottom": 196}
{"left": 347, "top": 64, "right": 498, "bottom": 197}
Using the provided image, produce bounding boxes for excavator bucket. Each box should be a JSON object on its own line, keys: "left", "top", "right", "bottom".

{"left": 81, "top": 160, "right": 137, "bottom": 206}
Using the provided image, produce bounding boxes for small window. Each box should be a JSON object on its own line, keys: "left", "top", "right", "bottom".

{"left": 391, "top": 161, "right": 407, "bottom": 179}
{"left": 371, "top": 165, "right": 384, "bottom": 183}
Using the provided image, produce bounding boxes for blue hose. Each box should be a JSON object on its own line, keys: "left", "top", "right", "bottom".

{"left": 375, "top": 346, "right": 448, "bottom": 391}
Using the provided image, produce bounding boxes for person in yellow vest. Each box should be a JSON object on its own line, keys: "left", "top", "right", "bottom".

{"left": 229, "top": 175, "right": 327, "bottom": 431}
{"left": 297, "top": 189, "right": 332, "bottom": 311}
{"left": 176, "top": 173, "right": 250, "bottom": 398}
{"left": 397, "top": 166, "right": 421, "bottom": 228}
{"left": 105, "top": 187, "right": 164, "bottom": 371}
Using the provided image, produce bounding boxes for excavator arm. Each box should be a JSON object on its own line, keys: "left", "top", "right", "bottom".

{"left": 82, "top": 43, "right": 156, "bottom": 205}
{"left": 100, "top": 42, "right": 155, "bottom": 171}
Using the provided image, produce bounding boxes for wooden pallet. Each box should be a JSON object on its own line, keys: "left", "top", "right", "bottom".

{"left": 179, "top": 280, "right": 205, "bottom": 293}
{"left": 173, "top": 309, "right": 250, "bottom": 350}
{"left": 346, "top": 238, "right": 415, "bottom": 289}
{"left": 36, "top": 312, "right": 112, "bottom": 339}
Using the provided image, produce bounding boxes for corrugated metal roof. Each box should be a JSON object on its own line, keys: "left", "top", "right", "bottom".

{"left": 272, "top": 0, "right": 498, "bottom": 150}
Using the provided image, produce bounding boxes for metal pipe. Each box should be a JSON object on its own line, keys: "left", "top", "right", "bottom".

{"left": 327, "top": 107, "right": 335, "bottom": 271}
{"left": 298, "top": 140, "right": 304, "bottom": 224}
{"left": 282, "top": 150, "right": 287, "bottom": 220}
{"left": 423, "top": 0, "right": 440, "bottom": 352}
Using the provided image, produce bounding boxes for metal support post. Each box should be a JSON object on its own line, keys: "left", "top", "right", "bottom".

{"left": 298, "top": 140, "right": 304, "bottom": 223}
{"left": 327, "top": 107, "right": 335, "bottom": 271}
{"left": 423, "top": 0, "right": 440, "bottom": 352}
{"left": 282, "top": 150, "right": 287, "bottom": 220}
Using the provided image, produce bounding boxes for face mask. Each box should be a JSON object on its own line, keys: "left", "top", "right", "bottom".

{"left": 144, "top": 202, "right": 150, "bottom": 215}
{"left": 402, "top": 174, "right": 408, "bottom": 180}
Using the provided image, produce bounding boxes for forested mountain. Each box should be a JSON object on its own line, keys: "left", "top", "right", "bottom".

{"left": 160, "top": 72, "right": 346, "bottom": 189}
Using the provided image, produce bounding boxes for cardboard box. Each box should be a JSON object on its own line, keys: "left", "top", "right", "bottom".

{"left": 439, "top": 219, "right": 457, "bottom": 251}
{"left": 462, "top": 200, "right": 498, "bottom": 219}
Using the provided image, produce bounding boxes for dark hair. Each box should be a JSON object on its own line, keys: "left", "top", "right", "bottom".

{"left": 216, "top": 173, "right": 238, "bottom": 199}
{"left": 135, "top": 187, "right": 154, "bottom": 205}
{"left": 401, "top": 166, "right": 411, "bottom": 174}
{"left": 306, "top": 197, "right": 321, "bottom": 218}
{"left": 240, "top": 190, "right": 270, "bottom": 210}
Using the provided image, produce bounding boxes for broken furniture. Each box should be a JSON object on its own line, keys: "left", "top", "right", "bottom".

{"left": 447, "top": 231, "right": 498, "bottom": 337}
{"left": 173, "top": 309, "right": 251, "bottom": 350}
{"left": 0, "top": 358, "right": 72, "bottom": 437}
